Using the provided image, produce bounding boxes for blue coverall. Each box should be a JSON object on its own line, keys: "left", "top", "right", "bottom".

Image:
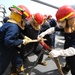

{"left": 0, "top": 22, "right": 23, "bottom": 74}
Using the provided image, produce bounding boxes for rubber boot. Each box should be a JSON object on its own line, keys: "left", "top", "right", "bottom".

{"left": 38, "top": 53, "right": 47, "bottom": 66}
{"left": 10, "top": 73, "right": 17, "bottom": 75}
{"left": 62, "top": 64, "right": 70, "bottom": 75}
{"left": 10, "top": 65, "right": 17, "bottom": 75}
{"left": 16, "top": 65, "right": 26, "bottom": 75}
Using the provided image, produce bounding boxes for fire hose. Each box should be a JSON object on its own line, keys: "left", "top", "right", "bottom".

{"left": 26, "top": 39, "right": 64, "bottom": 75}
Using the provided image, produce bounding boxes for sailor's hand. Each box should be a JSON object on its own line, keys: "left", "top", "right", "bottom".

{"left": 38, "top": 32, "right": 45, "bottom": 40}
{"left": 23, "top": 36, "right": 32, "bottom": 45}
{"left": 49, "top": 47, "right": 75, "bottom": 57}
{"left": 49, "top": 50, "right": 61, "bottom": 58}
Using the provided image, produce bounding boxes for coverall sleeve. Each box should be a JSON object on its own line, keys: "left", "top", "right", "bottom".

{"left": 4, "top": 25, "right": 23, "bottom": 48}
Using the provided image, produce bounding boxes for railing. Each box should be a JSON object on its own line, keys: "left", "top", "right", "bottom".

{"left": 0, "top": 4, "right": 6, "bottom": 27}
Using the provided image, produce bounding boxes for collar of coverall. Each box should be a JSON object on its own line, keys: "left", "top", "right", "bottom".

{"left": 31, "top": 22, "right": 41, "bottom": 30}
{"left": 7, "top": 19, "right": 25, "bottom": 30}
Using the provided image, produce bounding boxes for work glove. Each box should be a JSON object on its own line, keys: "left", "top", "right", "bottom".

{"left": 22, "top": 36, "right": 32, "bottom": 45}
{"left": 38, "top": 27, "right": 55, "bottom": 40}
{"left": 49, "top": 50, "right": 62, "bottom": 58}
{"left": 49, "top": 47, "right": 75, "bottom": 58}
{"left": 38, "top": 32, "right": 46, "bottom": 41}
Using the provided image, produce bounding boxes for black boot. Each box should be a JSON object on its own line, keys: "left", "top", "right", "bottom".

{"left": 62, "top": 64, "right": 70, "bottom": 75}
{"left": 10, "top": 73, "right": 17, "bottom": 75}
{"left": 38, "top": 60, "right": 47, "bottom": 66}
{"left": 16, "top": 65, "right": 26, "bottom": 75}
{"left": 10, "top": 65, "right": 17, "bottom": 75}
{"left": 37, "top": 52, "right": 47, "bottom": 66}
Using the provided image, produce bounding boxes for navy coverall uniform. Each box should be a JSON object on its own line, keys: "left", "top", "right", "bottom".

{"left": 20, "top": 23, "right": 44, "bottom": 62}
{"left": 48, "top": 18, "right": 57, "bottom": 48}
{"left": 40, "top": 21, "right": 52, "bottom": 47}
{"left": 20, "top": 22, "right": 52, "bottom": 62}
{"left": 0, "top": 22, "right": 23, "bottom": 74}
{"left": 55, "top": 26, "right": 75, "bottom": 75}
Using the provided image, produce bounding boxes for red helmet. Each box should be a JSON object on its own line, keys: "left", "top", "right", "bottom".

{"left": 44, "top": 14, "right": 47, "bottom": 19}
{"left": 47, "top": 15, "right": 52, "bottom": 19}
{"left": 33, "top": 13, "right": 44, "bottom": 25}
{"left": 56, "top": 5, "right": 75, "bottom": 22}
{"left": 9, "top": 5, "right": 31, "bottom": 18}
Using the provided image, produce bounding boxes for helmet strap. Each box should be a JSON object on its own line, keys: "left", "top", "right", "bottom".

{"left": 22, "top": 13, "right": 27, "bottom": 20}
{"left": 65, "top": 19, "right": 69, "bottom": 28}
{"left": 21, "top": 20, "right": 23, "bottom": 25}
{"left": 32, "top": 15, "right": 36, "bottom": 25}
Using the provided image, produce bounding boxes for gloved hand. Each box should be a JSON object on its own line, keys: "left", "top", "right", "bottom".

{"left": 49, "top": 47, "right": 75, "bottom": 57}
{"left": 48, "top": 50, "right": 62, "bottom": 58}
{"left": 38, "top": 32, "right": 45, "bottom": 41}
{"left": 38, "top": 27, "right": 55, "bottom": 40}
{"left": 23, "top": 36, "right": 32, "bottom": 45}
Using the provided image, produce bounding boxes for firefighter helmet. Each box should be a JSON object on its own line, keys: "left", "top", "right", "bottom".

{"left": 44, "top": 14, "right": 48, "bottom": 19}
{"left": 9, "top": 5, "right": 31, "bottom": 18}
{"left": 33, "top": 13, "right": 44, "bottom": 25}
{"left": 9, "top": 5, "right": 31, "bottom": 30}
{"left": 56, "top": 5, "right": 75, "bottom": 22}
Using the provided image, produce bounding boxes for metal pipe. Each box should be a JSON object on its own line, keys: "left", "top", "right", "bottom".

{"left": 31, "top": 0, "right": 59, "bottom": 9}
